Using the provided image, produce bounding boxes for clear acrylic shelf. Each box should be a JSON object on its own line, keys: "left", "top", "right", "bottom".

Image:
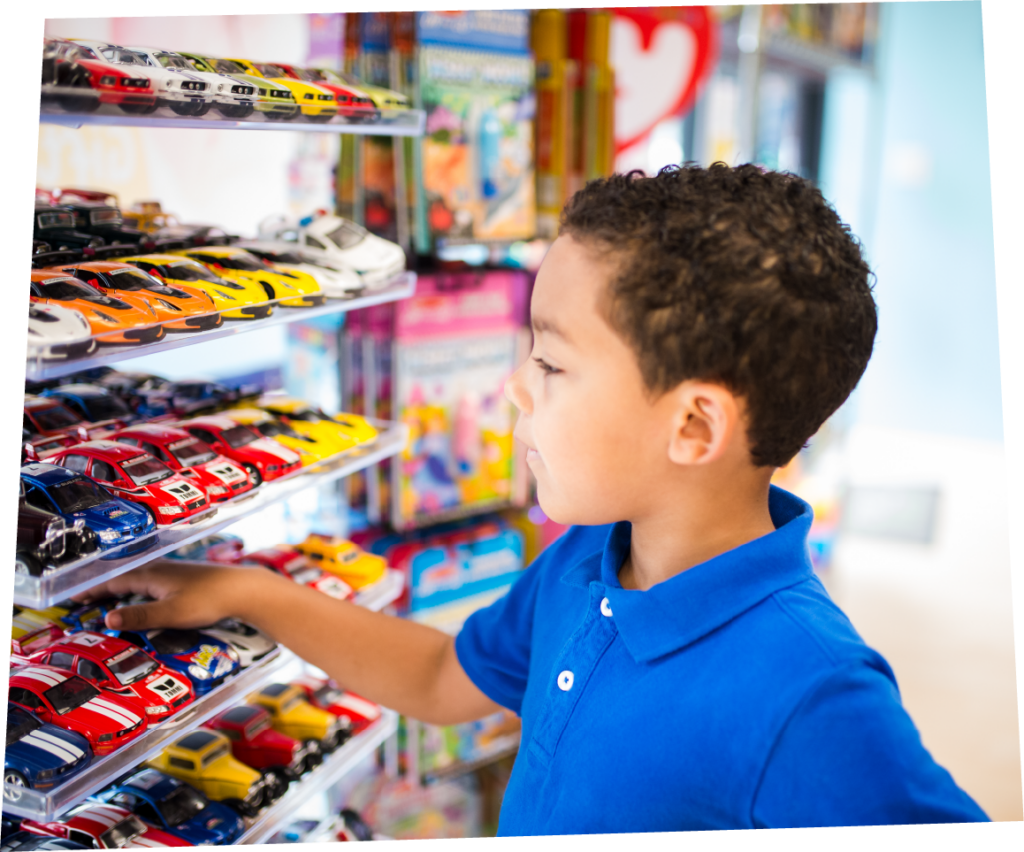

{"left": 25, "top": 272, "right": 417, "bottom": 383}
{"left": 235, "top": 709, "right": 398, "bottom": 845}
{"left": 13, "top": 420, "right": 409, "bottom": 608}
{"left": 39, "top": 89, "right": 425, "bottom": 136}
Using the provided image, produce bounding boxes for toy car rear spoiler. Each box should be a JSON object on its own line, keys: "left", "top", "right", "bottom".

{"left": 11, "top": 623, "right": 66, "bottom": 661}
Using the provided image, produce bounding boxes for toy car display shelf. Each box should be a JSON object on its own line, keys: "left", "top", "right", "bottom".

{"left": 26, "top": 271, "right": 417, "bottom": 383}
{"left": 235, "top": 708, "right": 398, "bottom": 845}
{"left": 14, "top": 419, "right": 409, "bottom": 609}
{"left": 39, "top": 87, "right": 426, "bottom": 135}
{"left": 1, "top": 574, "right": 403, "bottom": 822}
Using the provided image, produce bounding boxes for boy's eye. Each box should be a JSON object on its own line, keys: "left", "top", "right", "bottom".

{"left": 533, "top": 357, "right": 561, "bottom": 375}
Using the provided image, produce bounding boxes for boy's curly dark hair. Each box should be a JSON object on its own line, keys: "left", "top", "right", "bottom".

{"left": 559, "top": 163, "right": 877, "bottom": 468}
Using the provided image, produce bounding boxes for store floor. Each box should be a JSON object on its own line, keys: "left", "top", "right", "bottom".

{"left": 821, "top": 426, "right": 1022, "bottom": 821}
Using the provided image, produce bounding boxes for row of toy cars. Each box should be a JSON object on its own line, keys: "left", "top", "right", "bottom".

{"left": 40, "top": 36, "right": 408, "bottom": 122}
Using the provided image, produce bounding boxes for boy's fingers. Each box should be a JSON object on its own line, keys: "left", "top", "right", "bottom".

{"left": 106, "top": 598, "right": 176, "bottom": 632}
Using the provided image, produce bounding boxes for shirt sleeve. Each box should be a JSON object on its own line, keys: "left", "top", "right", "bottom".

{"left": 752, "top": 662, "right": 990, "bottom": 827}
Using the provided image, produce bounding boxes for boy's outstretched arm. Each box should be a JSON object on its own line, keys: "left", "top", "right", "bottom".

{"left": 78, "top": 561, "right": 503, "bottom": 727}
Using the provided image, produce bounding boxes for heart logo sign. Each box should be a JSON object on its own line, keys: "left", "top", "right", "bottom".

{"left": 611, "top": 7, "right": 717, "bottom": 157}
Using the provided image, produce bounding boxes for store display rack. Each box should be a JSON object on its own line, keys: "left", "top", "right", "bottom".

{"left": 26, "top": 272, "right": 417, "bottom": 382}
{"left": 14, "top": 420, "right": 409, "bottom": 608}
{"left": 236, "top": 708, "right": 399, "bottom": 845}
{"left": 423, "top": 731, "right": 521, "bottom": 785}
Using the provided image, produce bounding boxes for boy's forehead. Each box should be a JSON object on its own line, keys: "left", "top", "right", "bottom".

{"left": 531, "top": 235, "right": 616, "bottom": 341}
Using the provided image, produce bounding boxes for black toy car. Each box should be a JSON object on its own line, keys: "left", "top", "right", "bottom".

{"left": 16, "top": 480, "right": 98, "bottom": 577}
{"left": 33, "top": 206, "right": 103, "bottom": 253}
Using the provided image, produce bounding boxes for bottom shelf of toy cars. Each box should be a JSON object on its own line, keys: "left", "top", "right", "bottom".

{"left": 1, "top": 647, "right": 304, "bottom": 821}
{"left": 234, "top": 708, "right": 398, "bottom": 845}
{"left": 13, "top": 420, "right": 409, "bottom": 609}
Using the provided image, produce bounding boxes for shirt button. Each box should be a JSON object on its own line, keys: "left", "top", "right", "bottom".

{"left": 600, "top": 597, "right": 613, "bottom": 617}
{"left": 557, "top": 670, "right": 574, "bottom": 691}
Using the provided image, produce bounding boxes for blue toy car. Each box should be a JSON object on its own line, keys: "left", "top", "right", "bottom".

{"left": 105, "top": 627, "right": 240, "bottom": 695}
{"left": 93, "top": 768, "right": 244, "bottom": 845}
{"left": 0, "top": 833, "right": 87, "bottom": 852}
{"left": 20, "top": 464, "right": 156, "bottom": 556}
{"left": 5, "top": 704, "right": 93, "bottom": 793}
{"left": 40, "top": 384, "right": 139, "bottom": 426}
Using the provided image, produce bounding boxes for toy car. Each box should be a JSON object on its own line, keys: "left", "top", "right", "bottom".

{"left": 45, "top": 201, "right": 149, "bottom": 250}
{"left": 234, "top": 240, "right": 364, "bottom": 297}
{"left": 24, "top": 627, "right": 194, "bottom": 718}
{"left": 0, "top": 832, "right": 89, "bottom": 851}
{"left": 177, "top": 415, "right": 302, "bottom": 486}
{"left": 256, "top": 395, "right": 378, "bottom": 445}
{"left": 224, "top": 58, "right": 337, "bottom": 122}
{"left": 267, "top": 63, "right": 376, "bottom": 121}
{"left": 93, "top": 768, "right": 245, "bottom": 845}
{"left": 11, "top": 605, "right": 75, "bottom": 642}
{"left": 27, "top": 304, "right": 96, "bottom": 362}
{"left": 4, "top": 704, "right": 92, "bottom": 794}
{"left": 58, "top": 261, "right": 222, "bottom": 332}
{"left": 49, "top": 441, "right": 210, "bottom": 525}
{"left": 237, "top": 546, "right": 354, "bottom": 601}
{"left": 7, "top": 665, "right": 147, "bottom": 757}
{"left": 171, "top": 246, "right": 325, "bottom": 307}
{"left": 248, "top": 683, "right": 346, "bottom": 753}
{"left": 21, "top": 433, "right": 79, "bottom": 466}
{"left": 19, "top": 803, "right": 189, "bottom": 848}
{"left": 40, "top": 385, "right": 137, "bottom": 426}
{"left": 111, "top": 423, "right": 253, "bottom": 502}
{"left": 41, "top": 39, "right": 156, "bottom": 115}
{"left": 20, "top": 464, "right": 156, "bottom": 555}
{"left": 70, "top": 40, "right": 208, "bottom": 116}
{"left": 205, "top": 704, "right": 317, "bottom": 784}
{"left": 33, "top": 207, "right": 104, "bottom": 253}
{"left": 198, "top": 618, "right": 277, "bottom": 668}
{"left": 311, "top": 67, "right": 409, "bottom": 110}
{"left": 166, "top": 532, "right": 244, "bottom": 563}
{"left": 145, "top": 729, "right": 270, "bottom": 817}
{"left": 41, "top": 38, "right": 97, "bottom": 114}
{"left": 126, "top": 47, "right": 254, "bottom": 117}
{"left": 30, "top": 269, "right": 164, "bottom": 346}
{"left": 295, "top": 534, "right": 388, "bottom": 589}
{"left": 259, "top": 211, "right": 405, "bottom": 289}
{"left": 104, "top": 626, "right": 239, "bottom": 696}
{"left": 142, "top": 379, "right": 260, "bottom": 418}
{"left": 222, "top": 408, "right": 347, "bottom": 465}
{"left": 176, "top": 52, "right": 298, "bottom": 120}
{"left": 23, "top": 394, "right": 94, "bottom": 440}
{"left": 119, "top": 253, "right": 274, "bottom": 320}
{"left": 17, "top": 479, "right": 98, "bottom": 578}
{"left": 291, "top": 676, "right": 381, "bottom": 735}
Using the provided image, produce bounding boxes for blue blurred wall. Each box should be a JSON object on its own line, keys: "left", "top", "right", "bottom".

{"left": 819, "top": 0, "right": 1001, "bottom": 442}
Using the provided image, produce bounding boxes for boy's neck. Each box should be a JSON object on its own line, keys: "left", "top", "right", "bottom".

{"left": 618, "top": 469, "right": 777, "bottom": 592}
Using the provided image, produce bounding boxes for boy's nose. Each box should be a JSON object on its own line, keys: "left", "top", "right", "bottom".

{"left": 504, "top": 364, "right": 531, "bottom": 414}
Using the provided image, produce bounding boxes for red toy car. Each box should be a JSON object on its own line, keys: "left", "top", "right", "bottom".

{"left": 236, "top": 546, "right": 354, "bottom": 600}
{"left": 291, "top": 675, "right": 381, "bottom": 735}
{"left": 43, "top": 38, "right": 158, "bottom": 115}
{"left": 111, "top": 422, "right": 254, "bottom": 503}
{"left": 204, "top": 704, "right": 320, "bottom": 783}
{"left": 20, "top": 802, "right": 191, "bottom": 848}
{"left": 176, "top": 415, "right": 301, "bottom": 486}
{"left": 269, "top": 62, "right": 376, "bottom": 120}
{"left": 23, "top": 394, "right": 121, "bottom": 441}
{"left": 50, "top": 439, "right": 210, "bottom": 525}
{"left": 21, "top": 625, "right": 195, "bottom": 719}
{"left": 8, "top": 664, "right": 147, "bottom": 756}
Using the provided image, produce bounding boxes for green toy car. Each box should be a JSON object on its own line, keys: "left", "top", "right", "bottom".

{"left": 177, "top": 51, "right": 298, "bottom": 120}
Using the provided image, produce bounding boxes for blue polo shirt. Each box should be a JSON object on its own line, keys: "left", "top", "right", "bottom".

{"left": 455, "top": 486, "right": 988, "bottom": 835}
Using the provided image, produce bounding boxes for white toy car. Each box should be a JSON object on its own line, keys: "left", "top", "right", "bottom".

{"left": 200, "top": 617, "right": 277, "bottom": 668}
{"left": 71, "top": 40, "right": 211, "bottom": 116}
{"left": 235, "top": 240, "right": 364, "bottom": 298}
{"left": 126, "top": 47, "right": 257, "bottom": 118}
{"left": 26, "top": 303, "right": 97, "bottom": 361}
{"left": 258, "top": 212, "right": 406, "bottom": 290}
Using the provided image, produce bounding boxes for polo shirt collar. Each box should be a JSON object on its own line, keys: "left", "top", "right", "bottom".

{"left": 560, "top": 486, "right": 815, "bottom": 663}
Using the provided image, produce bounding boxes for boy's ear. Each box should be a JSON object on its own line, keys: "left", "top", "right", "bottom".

{"left": 666, "top": 381, "right": 741, "bottom": 466}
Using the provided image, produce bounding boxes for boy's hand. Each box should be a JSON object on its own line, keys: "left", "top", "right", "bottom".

{"left": 74, "top": 560, "right": 281, "bottom": 632}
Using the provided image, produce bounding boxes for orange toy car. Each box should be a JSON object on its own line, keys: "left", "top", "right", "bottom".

{"left": 57, "top": 261, "right": 223, "bottom": 332}
{"left": 30, "top": 268, "right": 165, "bottom": 345}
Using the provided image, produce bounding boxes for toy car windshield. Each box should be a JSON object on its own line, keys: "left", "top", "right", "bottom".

{"left": 194, "top": 253, "right": 265, "bottom": 273}
{"left": 37, "top": 211, "right": 77, "bottom": 230}
{"left": 50, "top": 477, "right": 113, "bottom": 513}
{"left": 100, "top": 815, "right": 146, "bottom": 848}
{"left": 293, "top": 68, "right": 325, "bottom": 84}
{"left": 162, "top": 261, "right": 228, "bottom": 285}
{"left": 44, "top": 675, "right": 101, "bottom": 715}
{"left": 313, "top": 684, "right": 342, "bottom": 706}
{"left": 280, "top": 694, "right": 302, "bottom": 713}
{"left": 155, "top": 53, "right": 193, "bottom": 71}
{"left": 90, "top": 209, "right": 122, "bottom": 226}
{"left": 323, "top": 220, "right": 367, "bottom": 249}
{"left": 148, "top": 630, "right": 206, "bottom": 655}
{"left": 245, "top": 716, "right": 271, "bottom": 738}
{"left": 30, "top": 404, "right": 81, "bottom": 432}
{"left": 121, "top": 455, "right": 174, "bottom": 486}
{"left": 248, "top": 248, "right": 304, "bottom": 265}
{"left": 168, "top": 438, "right": 216, "bottom": 467}
{"left": 37, "top": 277, "right": 109, "bottom": 302}
{"left": 101, "top": 267, "right": 170, "bottom": 292}
{"left": 202, "top": 744, "right": 230, "bottom": 767}
{"left": 255, "top": 64, "right": 288, "bottom": 77}
{"left": 106, "top": 649, "right": 159, "bottom": 685}
{"left": 99, "top": 47, "right": 147, "bottom": 66}
{"left": 254, "top": 420, "right": 309, "bottom": 442}
{"left": 7, "top": 708, "right": 43, "bottom": 746}
{"left": 81, "top": 395, "right": 133, "bottom": 421}
{"left": 211, "top": 59, "right": 248, "bottom": 75}
{"left": 220, "top": 425, "right": 258, "bottom": 449}
{"left": 159, "top": 784, "right": 209, "bottom": 826}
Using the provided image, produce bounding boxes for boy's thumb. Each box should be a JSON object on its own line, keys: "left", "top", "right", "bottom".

{"left": 105, "top": 600, "right": 172, "bottom": 632}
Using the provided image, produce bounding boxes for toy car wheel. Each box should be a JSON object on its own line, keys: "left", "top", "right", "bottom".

{"left": 15, "top": 551, "right": 43, "bottom": 578}
{"left": 169, "top": 101, "right": 202, "bottom": 116}
{"left": 57, "top": 94, "right": 99, "bottom": 113}
{"left": 120, "top": 102, "right": 159, "bottom": 115}
{"left": 193, "top": 102, "right": 214, "bottom": 116}
{"left": 3, "top": 770, "right": 28, "bottom": 802}
{"left": 223, "top": 797, "right": 261, "bottom": 818}
{"left": 322, "top": 730, "right": 343, "bottom": 754}
{"left": 262, "top": 769, "right": 289, "bottom": 802}
{"left": 308, "top": 113, "right": 333, "bottom": 124}
{"left": 242, "top": 463, "right": 263, "bottom": 487}
{"left": 302, "top": 739, "right": 324, "bottom": 771}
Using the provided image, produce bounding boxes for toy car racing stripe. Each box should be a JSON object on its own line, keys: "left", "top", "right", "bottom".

{"left": 130, "top": 838, "right": 163, "bottom": 848}
{"left": 17, "top": 668, "right": 67, "bottom": 686}
{"left": 78, "top": 806, "right": 123, "bottom": 826}
{"left": 26, "top": 728, "right": 86, "bottom": 758}
{"left": 89, "top": 696, "right": 142, "bottom": 724}
{"left": 19, "top": 732, "right": 81, "bottom": 763}
{"left": 335, "top": 694, "right": 380, "bottom": 719}
{"left": 81, "top": 699, "right": 137, "bottom": 727}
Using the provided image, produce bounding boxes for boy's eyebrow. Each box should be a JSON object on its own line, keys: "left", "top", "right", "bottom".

{"left": 531, "top": 315, "right": 572, "bottom": 343}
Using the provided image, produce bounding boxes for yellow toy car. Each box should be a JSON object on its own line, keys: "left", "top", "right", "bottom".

{"left": 122, "top": 253, "right": 275, "bottom": 320}
{"left": 221, "top": 408, "right": 352, "bottom": 465}
{"left": 224, "top": 58, "right": 338, "bottom": 122}
{"left": 11, "top": 605, "right": 73, "bottom": 641}
{"left": 295, "top": 533, "right": 387, "bottom": 590}
{"left": 172, "top": 246, "right": 325, "bottom": 308}
{"left": 146, "top": 729, "right": 269, "bottom": 816}
{"left": 256, "top": 396, "right": 378, "bottom": 446}
{"left": 248, "top": 683, "right": 345, "bottom": 752}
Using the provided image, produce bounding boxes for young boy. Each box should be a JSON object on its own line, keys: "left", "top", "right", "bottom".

{"left": 83, "top": 165, "right": 988, "bottom": 833}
